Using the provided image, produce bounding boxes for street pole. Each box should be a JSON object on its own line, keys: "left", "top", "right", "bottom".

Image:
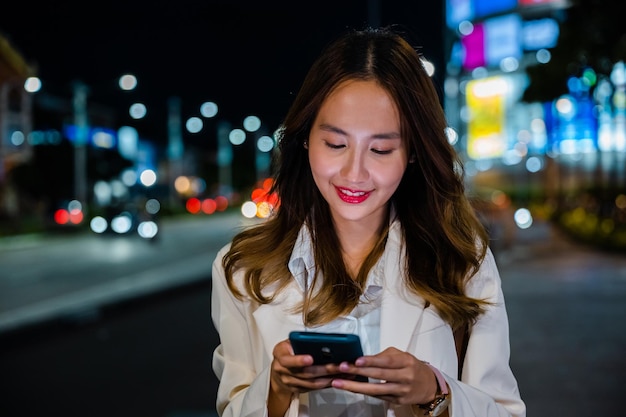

{"left": 72, "top": 81, "right": 89, "bottom": 206}
{"left": 167, "top": 96, "right": 183, "bottom": 208}
{"left": 254, "top": 129, "right": 271, "bottom": 182}
{"left": 216, "top": 120, "right": 233, "bottom": 196}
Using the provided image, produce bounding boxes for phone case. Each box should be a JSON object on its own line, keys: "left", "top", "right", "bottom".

{"left": 289, "top": 331, "right": 364, "bottom": 364}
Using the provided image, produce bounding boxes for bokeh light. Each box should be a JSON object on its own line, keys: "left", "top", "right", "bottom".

{"left": 186, "top": 116, "right": 203, "bottom": 133}
{"left": 54, "top": 209, "right": 69, "bottom": 225}
{"left": 129, "top": 103, "right": 147, "bottom": 119}
{"left": 111, "top": 212, "right": 133, "bottom": 234}
{"left": 229, "top": 128, "right": 246, "bottom": 145}
{"left": 24, "top": 77, "right": 42, "bottom": 93}
{"left": 257, "top": 135, "right": 275, "bottom": 152}
{"left": 202, "top": 198, "right": 217, "bottom": 214}
{"left": 200, "top": 101, "right": 218, "bottom": 118}
{"left": 139, "top": 169, "right": 157, "bottom": 187}
{"left": 241, "top": 201, "right": 257, "bottom": 218}
{"left": 186, "top": 197, "right": 202, "bottom": 214}
{"left": 138, "top": 221, "right": 158, "bottom": 239}
{"left": 119, "top": 74, "right": 137, "bottom": 91}
{"left": 243, "top": 115, "right": 261, "bottom": 132}
{"left": 90, "top": 216, "right": 108, "bottom": 233}
{"left": 514, "top": 208, "right": 533, "bottom": 229}
{"left": 215, "top": 196, "right": 228, "bottom": 211}
{"left": 145, "top": 198, "right": 161, "bottom": 215}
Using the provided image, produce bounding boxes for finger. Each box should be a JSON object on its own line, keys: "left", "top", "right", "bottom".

{"left": 332, "top": 379, "right": 419, "bottom": 405}
{"left": 354, "top": 350, "right": 414, "bottom": 370}
{"left": 331, "top": 377, "right": 395, "bottom": 396}
{"left": 337, "top": 361, "right": 403, "bottom": 383}
{"left": 281, "top": 354, "right": 314, "bottom": 369}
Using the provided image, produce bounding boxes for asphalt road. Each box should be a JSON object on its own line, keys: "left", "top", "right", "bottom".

{"left": 0, "top": 211, "right": 259, "bottom": 333}
{"left": 0, "top": 279, "right": 219, "bottom": 417}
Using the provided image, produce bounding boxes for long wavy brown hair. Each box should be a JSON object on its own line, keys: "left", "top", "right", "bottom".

{"left": 222, "top": 26, "right": 490, "bottom": 330}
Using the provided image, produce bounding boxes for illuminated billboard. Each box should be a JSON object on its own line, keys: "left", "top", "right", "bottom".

{"left": 518, "top": 0, "right": 568, "bottom": 6}
{"left": 446, "top": 0, "right": 473, "bottom": 29}
{"left": 466, "top": 77, "right": 508, "bottom": 159}
{"left": 461, "top": 14, "right": 522, "bottom": 70}
{"left": 447, "top": 0, "right": 517, "bottom": 29}
{"left": 522, "top": 18, "right": 559, "bottom": 50}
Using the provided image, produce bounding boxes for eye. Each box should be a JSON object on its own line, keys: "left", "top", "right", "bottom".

{"left": 324, "top": 141, "right": 345, "bottom": 150}
{"left": 371, "top": 148, "right": 393, "bottom": 155}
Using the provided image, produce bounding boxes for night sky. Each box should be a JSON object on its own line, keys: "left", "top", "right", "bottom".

{"left": 1, "top": 0, "right": 445, "bottom": 147}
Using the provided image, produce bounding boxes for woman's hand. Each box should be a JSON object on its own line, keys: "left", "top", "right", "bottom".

{"left": 268, "top": 339, "right": 349, "bottom": 416}
{"left": 270, "top": 339, "right": 336, "bottom": 394}
{"left": 330, "top": 347, "right": 439, "bottom": 406}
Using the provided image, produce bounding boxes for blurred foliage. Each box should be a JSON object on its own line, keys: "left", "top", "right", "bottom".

{"left": 548, "top": 186, "right": 626, "bottom": 252}
{"left": 522, "top": 0, "right": 626, "bottom": 103}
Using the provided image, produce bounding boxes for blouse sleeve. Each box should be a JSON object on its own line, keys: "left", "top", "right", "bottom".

{"left": 445, "top": 248, "right": 526, "bottom": 417}
{"left": 211, "top": 244, "right": 277, "bottom": 417}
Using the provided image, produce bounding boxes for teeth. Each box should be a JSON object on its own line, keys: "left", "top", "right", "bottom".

{"left": 341, "top": 188, "right": 365, "bottom": 197}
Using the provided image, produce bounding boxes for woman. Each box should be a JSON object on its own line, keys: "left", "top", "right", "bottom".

{"left": 211, "top": 26, "right": 525, "bottom": 417}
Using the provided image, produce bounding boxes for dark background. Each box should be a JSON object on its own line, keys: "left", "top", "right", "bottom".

{"left": 0, "top": 1, "right": 446, "bottom": 144}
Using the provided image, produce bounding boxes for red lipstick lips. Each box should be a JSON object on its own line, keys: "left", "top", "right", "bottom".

{"left": 336, "top": 186, "right": 370, "bottom": 204}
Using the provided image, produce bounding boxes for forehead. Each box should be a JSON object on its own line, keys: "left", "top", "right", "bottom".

{"left": 324, "top": 79, "right": 392, "bottom": 103}
{"left": 317, "top": 80, "right": 400, "bottom": 127}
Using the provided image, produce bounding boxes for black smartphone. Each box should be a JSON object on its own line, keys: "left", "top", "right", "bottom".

{"left": 289, "top": 331, "right": 364, "bottom": 364}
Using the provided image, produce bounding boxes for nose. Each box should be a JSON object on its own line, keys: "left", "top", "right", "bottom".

{"left": 340, "top": 148, "right": 368, "bottom": 183}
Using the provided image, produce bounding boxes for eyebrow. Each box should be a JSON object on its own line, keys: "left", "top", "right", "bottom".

{"left": 317, "top": 123, "right": 401, "bottom": 140}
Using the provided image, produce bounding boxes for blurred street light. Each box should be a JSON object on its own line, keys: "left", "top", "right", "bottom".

{"left": 228, "top": 128, "right": 246, "bottom": 145}
{"left": 200, "top": 101, "right": 218, "bottom": 118}
{"left": 118, "top": 74, "right": 137, "bottom": 91}
{"left": 23, "top": 77, "right": 41, "bottom": 93}
{"left": 243, "top": 115, "right": 261, "bottom": 132}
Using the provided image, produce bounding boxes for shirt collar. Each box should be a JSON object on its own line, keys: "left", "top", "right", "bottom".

{"left": 288, "top": 215, "right": 401, "bottom": 292}
{"left": 288, "top": 224, "right": 316, "bottom": 292}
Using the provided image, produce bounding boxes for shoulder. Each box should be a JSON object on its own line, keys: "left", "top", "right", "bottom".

{"left": 465, "top": 247, "right": 503, "bottom": 301}
{"left": 212, "top": 242, "right": 232, "bottom": 268}
{"left": 216, "top": 241, "right": 232, "bottom": 260}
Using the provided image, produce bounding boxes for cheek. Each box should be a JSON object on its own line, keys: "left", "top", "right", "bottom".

{"left": 308, "top": 153, "right": 335, "bottom": 181}
{"left": 376, "top": 164, "right": 407, "bottom": 189}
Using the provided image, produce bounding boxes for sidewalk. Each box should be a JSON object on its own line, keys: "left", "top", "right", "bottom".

{"left": 495, "top": 221, "right": 626, "bottom": 416}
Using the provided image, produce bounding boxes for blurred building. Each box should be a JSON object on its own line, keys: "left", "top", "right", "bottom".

{"left": 444, "top": 0, "right": 626, "bottom": 249}
{"left": 0, "top": 34, "right": 34, "bottom": 219}
{"left": 0, "top": 34, "right": 161, "bottom": 229}
{"left": 444, "top": 1, "right": 572, "bottom": 195}
{"left": 443, "top": 0, "right": 625, "bottom": 196}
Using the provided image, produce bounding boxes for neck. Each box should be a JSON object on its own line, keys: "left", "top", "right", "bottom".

{"left": 334, "top": 210, "right": 388, "bottom": 278}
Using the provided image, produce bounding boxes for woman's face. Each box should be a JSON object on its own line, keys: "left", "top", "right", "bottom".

{"left": 307, "top": 79, "right": 408, "bottom": 229}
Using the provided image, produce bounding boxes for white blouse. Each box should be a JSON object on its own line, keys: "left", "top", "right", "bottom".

{"left": 287, "top": 225, "right": 387, "bottom": 416}
{"left": 211, "top": 218, "right": 526, "bottom": 417}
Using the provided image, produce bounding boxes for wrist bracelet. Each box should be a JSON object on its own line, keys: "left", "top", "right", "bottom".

{"left": 415, "top": 363, "right": 451, "bottom": 416}
{"left": 424, "top": 363, "right": 449, "bottom": 395}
